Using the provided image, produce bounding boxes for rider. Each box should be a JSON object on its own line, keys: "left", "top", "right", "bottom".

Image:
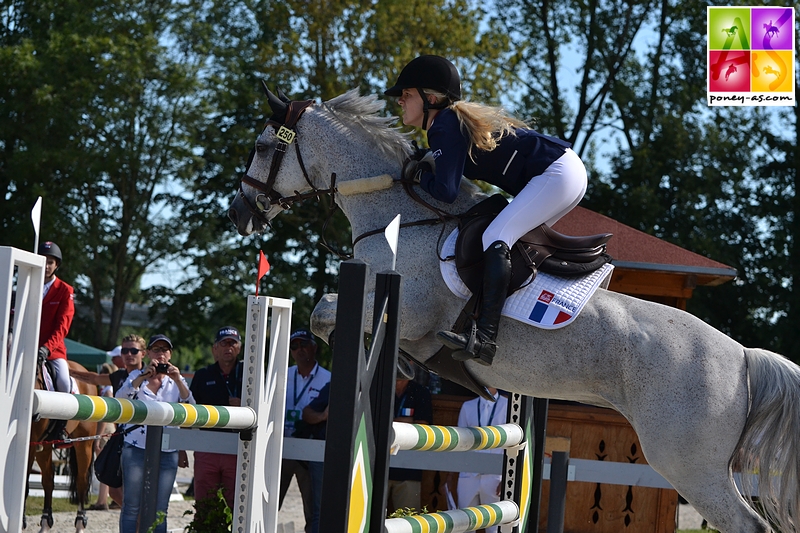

{"left": 385, "top": 55, "right": 588, "bottom": 366}
{"left": 38, "top": 241, "right": 75, "bottom": 438}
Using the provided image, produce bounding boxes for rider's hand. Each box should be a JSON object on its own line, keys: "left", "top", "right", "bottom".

{"left": 402, "top": 156, "right": 433, "bottom": 184}
{"left": 419, "top": 150, "right": 436, "bottom": 173}
{"left": 38, "top": 346, "right": 50, "bottom": 361}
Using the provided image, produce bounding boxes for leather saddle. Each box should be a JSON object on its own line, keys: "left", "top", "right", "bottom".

{"left": 422, "top": 195, "right": 613, "bottom": 401}
{"left": 455, "top": 194, "right": 613, "bottom": 297}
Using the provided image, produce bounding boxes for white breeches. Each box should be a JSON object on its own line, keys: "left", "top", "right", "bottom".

{"left": 482, "top": 148, "right": 588, "bottom": 251}
{"left": 457, "top": 474, "right": 503, "bottom": 533}
{"left": 49, "top": 357, "right": 71, "bottom": 393}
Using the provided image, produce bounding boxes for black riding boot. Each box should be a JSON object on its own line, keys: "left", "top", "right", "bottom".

{"left": 437, "top": 240, "right": 512, "bottom": 366}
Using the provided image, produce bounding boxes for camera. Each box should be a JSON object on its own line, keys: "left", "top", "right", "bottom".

{"left": 155, "top": 363, "right": 170, "bottom": 374}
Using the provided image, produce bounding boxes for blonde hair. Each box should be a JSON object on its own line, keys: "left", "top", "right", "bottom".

{"left": 121, "top": 333, "right": 147, "bottom": 351}
{"left": 100, "top": 362, "right": 117, "bottom": 374}
{"left": 425, "top": 89, "right": 527, "bottom": 158}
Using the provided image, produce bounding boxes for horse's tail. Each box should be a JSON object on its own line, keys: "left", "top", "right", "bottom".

{"left": 735, "top": 348, "right": 800, "bottom": 533}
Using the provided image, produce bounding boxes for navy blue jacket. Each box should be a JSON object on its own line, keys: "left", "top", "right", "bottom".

{"left": 420, "top": 108, "right": 571, "bottom": 203}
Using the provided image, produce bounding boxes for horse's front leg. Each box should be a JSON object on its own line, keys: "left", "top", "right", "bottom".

{"left": 35, "top": 447, "right": 55, "bottom": 532}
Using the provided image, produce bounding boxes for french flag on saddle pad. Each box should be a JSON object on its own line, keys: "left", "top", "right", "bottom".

{"left": 529, "top": 290, "right": 573, "bottom": 327}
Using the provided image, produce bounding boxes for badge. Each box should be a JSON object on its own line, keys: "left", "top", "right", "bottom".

{"left": 276, "top": 126, "right": 296, "bottom": 144}
{"left": 286, "top": 409, "right": 300, "bottom": 422}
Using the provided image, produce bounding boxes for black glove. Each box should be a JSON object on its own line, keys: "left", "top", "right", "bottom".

{"left": 402, "top": 152, "right": 435, "bottom": 184}
{"left": 38, "top": 346, "right": 50, "bottom": 364}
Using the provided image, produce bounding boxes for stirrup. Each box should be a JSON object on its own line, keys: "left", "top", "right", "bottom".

{"left": 437, "top": 322, "right": 495, "bottom": 366}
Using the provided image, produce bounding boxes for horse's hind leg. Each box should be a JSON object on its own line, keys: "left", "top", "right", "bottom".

{"left": 672, "top": 473, "right": 768, "bottom": 533}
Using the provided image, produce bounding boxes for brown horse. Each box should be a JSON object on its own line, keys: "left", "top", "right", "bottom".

{"left": 25, "top": 360, "right": 98, "bottom": 533}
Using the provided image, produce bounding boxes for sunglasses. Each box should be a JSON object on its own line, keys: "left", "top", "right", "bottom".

{"left": 290, "top": 340, "right": 311, "bottom": 350}
{"left": 217, "top": 339, "right": 240, "bottom": 347}
{"left": 121, "top": 348, "right": 141, "bottom": 355}
{"left": 150, "top": 346, "right": 172, "bottom": 354}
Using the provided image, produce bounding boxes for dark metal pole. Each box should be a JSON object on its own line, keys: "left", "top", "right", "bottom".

{"left": 527, "top": 397, "right": 549, "bottom": 532}
{"left": 319, "top": 260, "right": 368, "bottom": 532}
{"left": 138, "top": 425, "right": 163, "bottom": 533}
{"left": 546, "top": 451, "right": 569, "bottom": 533}
{"left": 369, "top": 271, "right": 401, "bottom": 532}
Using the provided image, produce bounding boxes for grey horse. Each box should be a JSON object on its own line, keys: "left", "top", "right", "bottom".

{"left": 228, "top": 89, "right": 800, "bottom": 533}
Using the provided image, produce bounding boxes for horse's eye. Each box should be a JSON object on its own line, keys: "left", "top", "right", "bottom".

{"left": 255, "top": 142, "right": 269, "bottom": 153}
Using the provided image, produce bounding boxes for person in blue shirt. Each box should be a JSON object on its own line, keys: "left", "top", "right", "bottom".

{"left": 385, "top": 55, "right": 588, "bottom": 367}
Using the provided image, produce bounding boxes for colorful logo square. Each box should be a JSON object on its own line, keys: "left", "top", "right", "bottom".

{"left": 707, "top": 6, "right": 795, "bottom": 106}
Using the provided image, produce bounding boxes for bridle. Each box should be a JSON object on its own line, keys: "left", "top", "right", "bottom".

{"left": 237, "top": 89, "right": 463, "bottom": 259}
{"left": 237, "top": 98, "right": 338, "bottom": 226}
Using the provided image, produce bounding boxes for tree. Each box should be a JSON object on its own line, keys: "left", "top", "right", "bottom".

{"left": 1, "top": 0, "right": 213, "bottom": 349}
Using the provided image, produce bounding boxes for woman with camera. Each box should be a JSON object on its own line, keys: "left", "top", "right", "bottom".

{"left": 116, "top": 334, "right": 194, "bottom": 533}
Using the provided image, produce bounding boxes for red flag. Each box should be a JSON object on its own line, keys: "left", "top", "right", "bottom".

{"left": 256, "top": 251, "right": 270, "bottom": 296}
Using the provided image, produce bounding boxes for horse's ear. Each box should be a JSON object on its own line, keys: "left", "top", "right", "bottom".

{"left": 276, "top": 88, "right": 291, "bottom": 103}
{"left": 264, "top": 86, "right": 288, "bottom": 120}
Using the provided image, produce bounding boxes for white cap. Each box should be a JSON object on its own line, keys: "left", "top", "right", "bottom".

{"left": 107, "top": 345, "right": 122, "bottom": 358}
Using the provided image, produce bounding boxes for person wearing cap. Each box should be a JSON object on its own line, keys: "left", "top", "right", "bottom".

{"left": 385, "top": 55, "right": 588, "bottom": 367}
{"left": 116, "top": 334, "right": 194, "bottom": 533}
{"left": 37, "top": 241, "right": 75, "bottom": 393}
{"left": 280, "top": 330, "right": 331, "bottom": 533}
{"left": 189, "top": 326, "right": 244, "bottom": 508}
{"left": 36, "top": 240, "right": 75, "bottom": 441}
{"left": 108, "top": 345, "right": 124, "bottom": 370}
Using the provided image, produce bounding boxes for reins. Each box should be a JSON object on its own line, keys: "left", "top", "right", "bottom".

{"left": 238, "top": 94, "right": 467, "bottom": 260}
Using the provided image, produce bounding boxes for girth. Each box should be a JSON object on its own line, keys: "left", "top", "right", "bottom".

{"left": 455, "top": 194, "right": 613, "bottom": 297}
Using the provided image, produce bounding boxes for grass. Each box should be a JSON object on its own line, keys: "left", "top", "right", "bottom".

{"left": 24, "top": 496, "right": 88, "bottom": 514}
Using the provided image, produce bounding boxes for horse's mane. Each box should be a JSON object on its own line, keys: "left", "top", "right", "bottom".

{"left": 322, "top": 89, "right": 411, "bottom": 164}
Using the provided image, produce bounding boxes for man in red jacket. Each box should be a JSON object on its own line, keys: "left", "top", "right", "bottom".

{"left": 38, "top": 241, "right": 75, "bottom": 397}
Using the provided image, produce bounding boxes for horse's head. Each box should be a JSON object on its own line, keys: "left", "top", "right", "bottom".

{"left": 228, "top": 87, "right": 414, "bottom": 236}
{"left": 228, "top": 84, "right": 322, "bottom": 235}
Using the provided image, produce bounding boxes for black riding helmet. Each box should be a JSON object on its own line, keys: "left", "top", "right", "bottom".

{"left": 385, "top": 55, "right": 462, "bottom": 130}
{"left": 38, "top": 241, "right": 62, "bottom": 266}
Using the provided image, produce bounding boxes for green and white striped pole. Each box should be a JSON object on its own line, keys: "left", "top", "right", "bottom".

{"left": 384, "top": 501, "right": 520, "bottom": 533}
{"left": 392, "top": 422, "right": 524, "bottom": 453}
{"left": 32, "top": 390, "right": 258, "bottom": 430}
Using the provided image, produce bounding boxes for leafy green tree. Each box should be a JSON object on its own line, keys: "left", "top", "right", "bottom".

{"left": 1, "top": 0, "right": 212, "bottom": 349}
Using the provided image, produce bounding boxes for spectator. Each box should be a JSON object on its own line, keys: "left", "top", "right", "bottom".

{"left": 89, "top": 362, "right": 119, "bottom": 511}
{"left": 446, "top": 388, "right": 508, "bottom": 533}
{"left": 280, "top": 330, "right": 331, "bottom": 533}
{"left": 300, "top": 381, "right": 330, "bottom": 533}
{"left": 108, "top": 345, "right": 124, "bottom": 370}
{"left": 116, "top": 334, "right": 194, "bottom": 533}
{"left": 387, "top": 378, "right": 433, "bottom": 513}
{"left": 75, "top": 334, "right": 147, "bottom": 510}
{"left": 37, "top": 241, "right": 75, "bottom": 439}
{"left": 189, "top": 326, "right": 243, "bottom": 508}
{"left": 71, "top": 334, "right": 147, "bottom": 394}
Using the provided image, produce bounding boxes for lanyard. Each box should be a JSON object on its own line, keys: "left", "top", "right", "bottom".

{"left": 222, "top": 363, "right": 241, "bottom": 398}
{"left": 293, "top": 365, "right": 316, "bottom": 406}
{"left": 477, "top": 396, "right": 499, "bottom": 427}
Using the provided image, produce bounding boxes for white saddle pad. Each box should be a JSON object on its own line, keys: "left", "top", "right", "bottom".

{"left": 439, "top": 228, "right": 614, "bottom": 330}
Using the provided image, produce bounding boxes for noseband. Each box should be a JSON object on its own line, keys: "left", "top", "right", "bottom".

{"left": 237, "top": 99, "right": 337, "bottom": 225}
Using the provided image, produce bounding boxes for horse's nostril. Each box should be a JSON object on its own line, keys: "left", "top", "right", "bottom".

{"left": 228, "top": 208, "right": 239, "bottom": 226}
